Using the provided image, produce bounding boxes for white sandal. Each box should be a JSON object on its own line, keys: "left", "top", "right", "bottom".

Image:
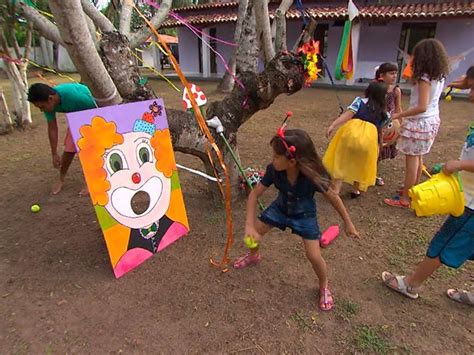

{"left": 447, "top": 289, "right": 474, "bottom": 306}
{"left": 382, "top": 271, "right": 419, "bottom": 299}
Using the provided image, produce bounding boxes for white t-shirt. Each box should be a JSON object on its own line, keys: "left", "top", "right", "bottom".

{"left": 408, "top": 75, "right": 445, "bottom": 119}
{"left": 460, "top": 123, "right": 474, "bottom": 209}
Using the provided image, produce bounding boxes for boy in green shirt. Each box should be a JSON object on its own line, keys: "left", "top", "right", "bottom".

{"left": 28, "top": 83, "right": 96, "bottom": 194}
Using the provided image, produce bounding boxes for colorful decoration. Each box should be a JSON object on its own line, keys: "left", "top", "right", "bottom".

{"left": 298, "top": 40, "right": 321, "bottom": 85}
{"left": 382, "top": 119, "right": 400, "bottom": 146}
{"left": 335, "top": 0, "right": 360, "bottom": 82}
{"left": 182, "top": 84, "right": 207, "bottom": 110}
{"left": 66, "top": 99, "right": 189, "bottom": 278}
{"left": 239, "top": 167, "right": 264, "bottom": 191}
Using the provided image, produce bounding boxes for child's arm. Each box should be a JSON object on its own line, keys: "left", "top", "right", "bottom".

{"left": 47, "top": 118, "right": 61, "bottom": 169}
{"left": 394, "top": 86, "right": 403, "bottom": 114}
{"left": 392, "top": 80, "right": 430, "bottom": 120}
{"left": 449, "top": 75, "right": 468, "bottom": 90}
{"left": 442, "top": 159, "right": 474, "bottom": 174}
{"left": 322, "top": 188, "right": 360, "bottom": 238}
{"left": 326, "top": 111, "right": 355, "bottom": 138}
{"left": 245, "top": 183, "right": 268, "bottom": 239}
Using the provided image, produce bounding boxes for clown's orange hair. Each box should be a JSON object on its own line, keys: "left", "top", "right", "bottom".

{"left": 78, "top": 116, "right": 176, "bottom": 206}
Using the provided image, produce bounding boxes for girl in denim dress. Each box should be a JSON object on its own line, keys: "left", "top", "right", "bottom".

{"left": 233, "top": 128, "right": 359, "bottom": 311}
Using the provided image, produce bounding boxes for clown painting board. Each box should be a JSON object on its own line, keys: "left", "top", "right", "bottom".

{"left": 66, "top": 99, "right": 189, "bottom": 278}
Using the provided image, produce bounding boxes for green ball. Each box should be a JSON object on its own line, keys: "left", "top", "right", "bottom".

{"left": 31, "top": 204, "right": 41, "bottom": 213}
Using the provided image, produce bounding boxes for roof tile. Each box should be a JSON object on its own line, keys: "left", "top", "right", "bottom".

{"left": 162, "top": 2, "right": 474, "bottom": 28}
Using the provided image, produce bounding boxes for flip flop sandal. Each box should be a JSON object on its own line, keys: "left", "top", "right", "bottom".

{"left": 233, "top": 253, "right": 262, "bottom": 269}
{"left": 446, "top": 289, "right": 474, "bottom": 306}
{"left": 384, "top": 197, "right": 410, "bottom": 209}
{"left": 375, "top": 177, "right": 385, "bottom": 186}
{"left": 350, "top": 191, "right": 361, "bottom": 199}
{"left": 382, "top": 271, "right": 419, "bottom": 299}
{"left": 319, "top": 287, "right": 334, "bottom": 311}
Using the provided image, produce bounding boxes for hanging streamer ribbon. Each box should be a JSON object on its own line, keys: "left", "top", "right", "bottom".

{"left": 335, "top": 21, "right": 352, "bottom": 80}
{"left": 26, "top": 59, "right": 78, "bottom": 83}
{"left": 129, "top": 49, "right": 181, "bottom": 92}
{"left": 143, "top": 0, "right": 245, "bottom": 93}
{"left": 133, "top": 3, "right": 235, "bottom": 270}
{"left": 335, "top": 0, "right": 359, "bottom": 82}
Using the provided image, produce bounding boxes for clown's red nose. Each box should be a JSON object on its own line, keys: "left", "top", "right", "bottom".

{"left": 132, "top": 172, "right": 141, "bottom": 184}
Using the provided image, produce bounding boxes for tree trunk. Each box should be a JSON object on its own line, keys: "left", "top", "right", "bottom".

{"left": 0, "top": 86, "right": 13, "bottom": 133}
{"left": 99, "top": 31, "right": 154, "bottom": 102}
{"left": 48, "top": 0, "right": 121, "bottom": 107}
{"left": 274, "top": 0, "right": 293, "bottom": 52}
{"left": 255, "top": 0, "right": 275, "bottom": 63}
{"left": 0, "top": 30, "right": 31, "bottom": 127}
{"left": 235, "top": 1, "right": 259, "bottom": 74}
{"left": 39, "top": 37, "right": 52, "bottom": 66}
{"left": 217, "top": 0, "right": 248, "bottom": 93}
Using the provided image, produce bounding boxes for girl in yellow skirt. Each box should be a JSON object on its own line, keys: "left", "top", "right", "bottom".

{"left": 323, "top": 81, "right": 390, "bottom": 197}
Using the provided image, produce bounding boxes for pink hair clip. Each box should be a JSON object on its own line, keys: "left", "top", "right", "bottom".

{"left": 276, "top": 117, "right": 296, "bottom": 159}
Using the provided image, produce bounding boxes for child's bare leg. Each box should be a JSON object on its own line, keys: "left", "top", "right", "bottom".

{"left": 52, "top": 152, "right": 75, "bottom": 195}
{"left": 353, "top": 181, "right": 360, "bottom": 193}
{"left": 249, "top": 219, "right": 272, "bottom": 256}
{"left": 303, "top": 239, "right": 328, "bottom": 289}
{"left": 416, "top": 155, "right": 424, "bottom": 184}
{"left": 401, "top": 154, "right": 419, "bottom": 203}
{"left": 404, "top": 256, "right": 442, "bottom": 288}
{"left": 332, "top": 179, "right": 343, "bottom": 195}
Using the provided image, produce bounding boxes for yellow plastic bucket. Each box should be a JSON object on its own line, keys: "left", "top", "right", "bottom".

{"left": 409, "top": 172, "right": 465, "bottom": 217}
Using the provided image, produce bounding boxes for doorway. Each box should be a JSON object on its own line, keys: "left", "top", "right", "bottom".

{"left": 397, "top": 22, "right": 436, "bottom": 81}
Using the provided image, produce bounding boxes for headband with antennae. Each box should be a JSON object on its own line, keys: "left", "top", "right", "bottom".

{"left": 276, "top": 111, "right": 296, "bottom": 159}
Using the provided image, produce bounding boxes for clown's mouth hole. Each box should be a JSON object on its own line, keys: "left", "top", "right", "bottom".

{"left": 131, "top": 191, "right": 151, "bottom": 215}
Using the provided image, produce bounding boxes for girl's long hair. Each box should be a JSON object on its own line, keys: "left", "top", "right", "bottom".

{"left": 270, "top": 129, "right": 329, "bottom": 190}
{"left": 365, "top": 81, "right": 389, "bottom": 120}
{"left": 412, "top": 39, "right": 450, "bottom": 81}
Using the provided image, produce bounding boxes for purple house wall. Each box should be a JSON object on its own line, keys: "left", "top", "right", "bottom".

{"left": 177, "top": 16, "right": 474, "bottom": 86}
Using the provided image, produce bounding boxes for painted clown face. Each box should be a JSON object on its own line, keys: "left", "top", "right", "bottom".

{"left": 103, "top": 131, "right": 171, "bottom": 229}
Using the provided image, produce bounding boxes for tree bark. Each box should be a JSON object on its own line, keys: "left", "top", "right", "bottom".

{"left": 119, "top": 0, "right": 133, "bottom": 37}
{"left": 217, "top": 0, "right": 248, "bottom": 93}
{"left": 0, "top": 29, "right": 31, "bottom": 126}
{"left": 18, "top": 2, "right": 64, "bottom": 46}
{"left": 235, "top": 1, "right": 259, "bottom": 74}
{"left": 274, "top": 0, "right": 293, "bottom": 52}
{"left": 48, "top": 0, "right": 121, "bottom": 106}
{"left": 0, "top": 86, "right": 13, "bottom": 134}
{"left": 99, "top": 31, "right": 154, "bottom": 102}
{"left": 255, "top": 0, "right": 275, "bottom": 63}
{"left": 129, "top": 0, "right": 173, "bottom": 48}
{"left": 39, "top": 37, "right": 52, "bottom": 66}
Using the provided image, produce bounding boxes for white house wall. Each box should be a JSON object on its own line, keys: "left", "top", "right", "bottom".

{"left": 177, "top": 27, "right": 201, "bottom": 76}
{"left": 436, "top": 18, "right": 474, "bottom": 83}
{"left": 176, "top": 17, "right": 473, "bottom": 87}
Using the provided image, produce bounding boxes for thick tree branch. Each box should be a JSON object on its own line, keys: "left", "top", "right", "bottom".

{"left": 129, "top": 0, "right": 172, "bottom": 48}
{"left": 49, "top": 0, "right": 121, "bottom": 106}
{"left": 119, "top": 0, "right": 133, "bottom": 37}
{"left": 18, "top": 1, "right": 64, "bottom": 46}
{"left": 274, "top": 0, "right": 293, "bottom": 52}
{"left": 80, "top": 0, "right": 115, "bottom": 32}
{"left": 255, "top": 0, "right": 275, "bottom": 63}
{"left": 218, "top": 0, "right": 248, "bottom": 92}
{"left": 23, "top": 22, "right": 33, "bottom": 61}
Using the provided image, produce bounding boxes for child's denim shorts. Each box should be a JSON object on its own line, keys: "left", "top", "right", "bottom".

{"left": 426, "top": 207, "right": 474, "bottom": 268}
{"left": 258, "top": 201, "right": 321, "bottom": 240}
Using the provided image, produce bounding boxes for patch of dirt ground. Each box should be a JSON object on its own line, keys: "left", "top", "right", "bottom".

{"left": 0, "top": 74, "right": 473, "bottom": 354}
